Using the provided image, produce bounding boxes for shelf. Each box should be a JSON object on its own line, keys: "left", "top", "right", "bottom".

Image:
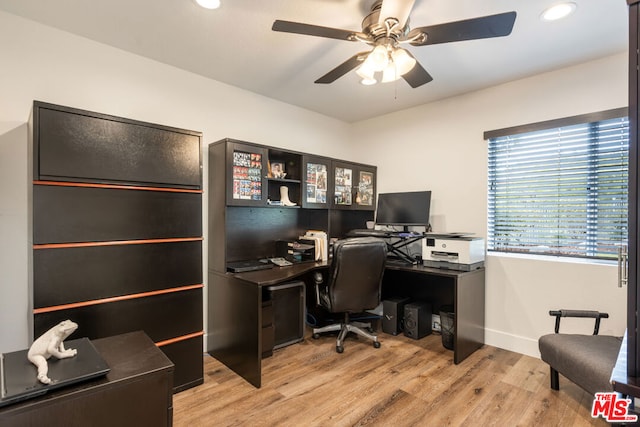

{"left": 267, "top": 177, "right": 301, "bottom": 184}
{"left": 265, "top": 204, "right": 300, "bottom": 209}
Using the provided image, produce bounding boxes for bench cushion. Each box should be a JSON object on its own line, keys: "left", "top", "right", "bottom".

{"left": 539, "top": 333, "right": 622, "bottom": 395}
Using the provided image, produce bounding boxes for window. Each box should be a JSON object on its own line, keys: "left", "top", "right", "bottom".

{"left": 485, "top": 108, "right": 629, "bottom": 260}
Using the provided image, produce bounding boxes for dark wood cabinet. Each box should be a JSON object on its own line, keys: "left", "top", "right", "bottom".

{"left": 224, "top": 139, "right": 307, "bottom": 208}
{"left": 30, "top": 101, "right": 204, "bottom": 393}
{"left": 302, "top": 154, "right": 332, "bottom": 209}
{"left": 33, "top": 183, "right": 202, "bottom": 243}
{"left": 0, "top": 331, "right": 174, "bottom": 427}
{"left": 331, "top": 160, "right": 376, "bottom": 211}
{"left": 33, "top": 240, "right": 202, "bottom": 307}
{"left": 266, "top": 148, "right": 303, "bottom": 206}
{"left": 226, "top": 140, "right": 268, "bottom": 206}
{"left": 382, "top": 266, "right": 485, "bottom": 364}
{"left": 209, "top": 138, "right": 377, "bottom": 270}
{"left": 34, "top": 103, "right": 201, "bottom": 188}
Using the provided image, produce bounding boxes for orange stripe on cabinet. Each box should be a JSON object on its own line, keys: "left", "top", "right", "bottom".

{"left": 33, "top": 237, "right": 203, "bottom": 250}
{"left": 34, "top": 180, "right": 202, "bottom": 194}
{"left": 33, "top": 284, "right": 204, "bottom": 314}
{"left": 155, "top": 331, "right": 204, "bottom": 347}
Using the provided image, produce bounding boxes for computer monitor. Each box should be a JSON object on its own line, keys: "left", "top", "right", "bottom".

{"left": 375, "top": 191, "right": 432, "bottom": 232}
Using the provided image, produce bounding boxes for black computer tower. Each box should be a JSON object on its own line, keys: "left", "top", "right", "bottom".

{"left": 404, "top": 302, "right": 432, "bottom": 340}
{"left": 382, "top": 297, "right": 411, "bottom": 335}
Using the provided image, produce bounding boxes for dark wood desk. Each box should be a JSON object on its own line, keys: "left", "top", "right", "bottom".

{"left": 383, "top": 263, "right": 485, "bottom": 364}
{"left": 0, "top": 331, "right": 174, "bottom": 427}
{"left": 207, "top": 262, "right": 485, "bottom": 387}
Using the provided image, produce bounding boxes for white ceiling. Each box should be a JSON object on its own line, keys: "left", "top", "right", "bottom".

{"left": 0, "top": 0, "right": 629, "bottom": 122}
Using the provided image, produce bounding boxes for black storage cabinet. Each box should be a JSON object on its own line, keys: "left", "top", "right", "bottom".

{"left": 30, "top": 101, "right": 204, "bottom": 392}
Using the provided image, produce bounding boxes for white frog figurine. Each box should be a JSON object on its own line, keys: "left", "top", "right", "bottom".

{"left": 27, "top": 319, "right": 79, "bottom": 384}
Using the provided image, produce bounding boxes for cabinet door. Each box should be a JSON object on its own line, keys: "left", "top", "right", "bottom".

{"left": 354, "top": 164, "right": 376, "bottom": 211}
{"left": 302, "top": 155, "right": 331, "bottom": 209}
{"left": 332, "top": 161, "right": 376, "bottom": 211}
{"left": 34, "top": 102, "right": 202, "bottom": 189}
{"left": 226, "top": 141, "right": 268, "bottom": 206}
{"left": 332, "top": 161, "right": 355, "bottom": 209}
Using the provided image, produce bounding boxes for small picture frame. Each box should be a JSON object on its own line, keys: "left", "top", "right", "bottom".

{"left": 270, "top": 161, "right": 286, "bottom": 179}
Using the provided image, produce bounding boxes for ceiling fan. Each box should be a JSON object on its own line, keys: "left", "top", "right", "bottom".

{"left": 272, "top": 0, "right": 516, "bottom": 88}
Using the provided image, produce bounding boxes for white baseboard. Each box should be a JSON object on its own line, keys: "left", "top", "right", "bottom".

{"left": 484, "top": 327, "right": 541, "bottom": 359}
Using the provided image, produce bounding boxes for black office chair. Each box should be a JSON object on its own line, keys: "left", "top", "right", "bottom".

{"left": 312, "top": 237, "right": 387, "bottom": 353}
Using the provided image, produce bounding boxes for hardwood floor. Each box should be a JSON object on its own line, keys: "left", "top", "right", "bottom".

{"left": 173, "top": 329, "right": 606, "bottom": 426}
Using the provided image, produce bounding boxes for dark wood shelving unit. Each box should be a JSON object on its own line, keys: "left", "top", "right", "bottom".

{"left": 208, "top": 138, "right": 377, "bottom": 269}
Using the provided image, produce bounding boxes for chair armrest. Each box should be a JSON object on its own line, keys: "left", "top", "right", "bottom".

{"left": 549, "top": 309, "right": 609, "bottom": 335}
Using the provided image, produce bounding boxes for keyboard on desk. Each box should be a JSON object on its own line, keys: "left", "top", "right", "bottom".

{"left": 347, "top": 229, "right": 391, "bottom": 238}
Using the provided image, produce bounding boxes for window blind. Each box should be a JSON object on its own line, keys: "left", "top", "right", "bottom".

{"left": 487, "top": 115, "right": 629, "bottom": 259}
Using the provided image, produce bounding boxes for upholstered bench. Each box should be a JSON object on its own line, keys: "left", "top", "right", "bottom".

{"left": 538, "top": 310, "right": 623, "bottom": 395}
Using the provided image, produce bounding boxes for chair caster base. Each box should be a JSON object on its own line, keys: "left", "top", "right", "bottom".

{"left": 373, "top": 341, "right": 381, "bottom": 349}
{"left": 312, "top": 333, "right": 320, "bottom": 340}
{"left": 336, "top": 345, "right": 344, "bottom": 353}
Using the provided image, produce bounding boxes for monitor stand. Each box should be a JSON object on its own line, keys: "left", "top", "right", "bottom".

{"left": 385, "top": 233, "right": 426, "bottom": 265}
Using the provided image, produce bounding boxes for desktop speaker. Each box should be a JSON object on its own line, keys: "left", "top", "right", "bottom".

{"left": 404, "top": 302, "right": 432, "bottom": 340}
{"left": 382, "top": 297, "right": 411, "bottom": 335}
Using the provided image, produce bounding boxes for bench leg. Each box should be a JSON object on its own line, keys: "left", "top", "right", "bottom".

{"left": 550, "top": 367, "right": 559, "bottom": 390}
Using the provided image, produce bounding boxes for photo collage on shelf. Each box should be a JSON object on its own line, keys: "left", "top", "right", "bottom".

{"left": 334, "top": 167, "right": 352, "bottom": 205}
{"left": 232, "top": 151, "right": 262, "bottom": 200}
{"left": 306, "top": 163, "right": 327, "bottom": 204}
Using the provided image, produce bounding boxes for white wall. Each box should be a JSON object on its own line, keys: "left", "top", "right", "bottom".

{"left": 0, "top": 11, "right": 353, "bottom": 352}
{"left": 352, "top": 52, "right": 629, "bottom": 357}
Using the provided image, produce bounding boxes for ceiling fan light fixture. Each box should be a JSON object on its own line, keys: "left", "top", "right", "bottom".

{"left": 272, "top": 4, "right": 516, "bottom": 88}
{"left": 194, "top": 0, "right": 221, "bottom": 10}
{"left": 379, "top": 48, "right": 416, "bottom": 84}
{"left": 541, "top": 2, "right": 576, "bottom": 21}
{"left": 356, "top": 64, "right": 378, "bottom": 85}
{"left": 391, "top": 48, "right": 416, "bottom": 76}
{"left": 365, "top": 44, "right": 390, "bottom": 72}
{"left": 381, "top": 61, "right": 404, "bottom": 83}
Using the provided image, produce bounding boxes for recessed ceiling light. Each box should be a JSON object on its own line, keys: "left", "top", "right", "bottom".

{"left": 541, "top": 2, "right": 576, "bottom": 21}
{"left": 194, "top": 0, "right": 220, "bottom": 10}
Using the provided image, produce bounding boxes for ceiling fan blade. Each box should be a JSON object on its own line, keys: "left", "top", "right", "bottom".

{"left": 272, "top": 20, "right": 358, "bottom": 41}
{"left": 408, "top": 11, "right": 517, "bottom": 46}
{"left": 402, "top": 54, "right": 433, "bottom": 88}
{"left": 379, "top": 0, "right": 416, "bottom": 28}
{"left": 315, "top": 52, "right": 368, "bottom": 84}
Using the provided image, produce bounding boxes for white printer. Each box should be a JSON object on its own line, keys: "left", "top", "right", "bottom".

{"left": 422, "top": 234, "right": 485, "bottom": 271}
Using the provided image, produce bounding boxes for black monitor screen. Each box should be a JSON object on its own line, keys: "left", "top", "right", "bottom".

{"left": 375, "top": 191, "right": 431, "bottom": 228}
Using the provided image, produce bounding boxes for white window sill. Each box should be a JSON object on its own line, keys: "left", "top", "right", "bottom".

{"left": 486, "top": 250, "right": 617, "bottom": 267}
